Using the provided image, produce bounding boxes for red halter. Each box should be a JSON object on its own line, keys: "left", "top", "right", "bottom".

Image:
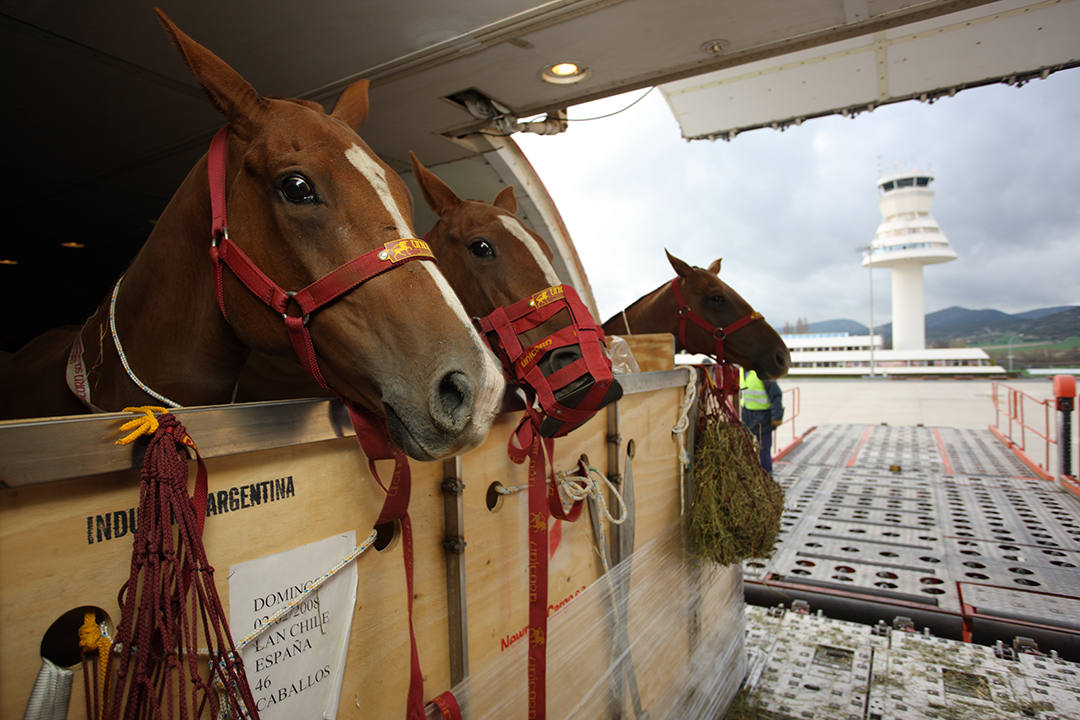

{"left": 475, "top": 284, "right": 619, "bottom": 439}
{"left": 207, "top": 127, "right": 435, "bottom": 390}
{"left": 670, "top": 277, "right": 762, "bottom": 363}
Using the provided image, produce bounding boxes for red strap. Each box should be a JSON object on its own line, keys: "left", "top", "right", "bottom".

{"left": 209, "top": 128, "right": 229, "bottom": 241}
{"left": 286, "top": 315, "right": 331, "bottom": 390}
{"left": 430, "top": 691, "right": 462, "bottom": 720}
{"left": 526, "top": 429, "right": 550, "bottom": 720}
{"left": 345, "top": 402, "right": 425, "bottom": 720}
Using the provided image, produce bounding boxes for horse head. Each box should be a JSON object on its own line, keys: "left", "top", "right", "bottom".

{"left": 664, "top": 251, "right": 790, "bottom": 378}
{"left": 155, "top": 12, "right": 503, "bottom": 459}
{"left": 411, "top": 154, "right": 620, "bottom": 436}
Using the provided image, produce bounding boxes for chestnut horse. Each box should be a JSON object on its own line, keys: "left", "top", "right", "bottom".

{"left": 0, "top": 11, "right": 504, "bottom": 461}
{"left": 238, "top": 154, "right": 619, "bottom": 423}
{"left": 602, "top": 252, "right": 790, "bottom": 379}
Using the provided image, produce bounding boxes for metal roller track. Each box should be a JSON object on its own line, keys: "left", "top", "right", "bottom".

{"left": 746, "top": 423, "right": 1080, "bottom": 660}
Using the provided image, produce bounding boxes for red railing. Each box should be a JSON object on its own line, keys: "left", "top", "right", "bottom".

{"left": 989, "top": 381, "right": 1056, "bottom": 480}
{"left": 772, "top": 386, "right": 801, "bottom": 460}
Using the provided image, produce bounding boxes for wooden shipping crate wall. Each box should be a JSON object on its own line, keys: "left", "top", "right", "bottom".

{"left": 0, "top": 436, "right": 414, "bottom": 719}
{"left": 0, "top": 383, "right": 695, "bottom": 718}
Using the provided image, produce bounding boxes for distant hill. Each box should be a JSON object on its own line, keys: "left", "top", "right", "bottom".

{"left": 1013, "top": 306, "right": 1077, "bottom": 320}
{"left": 805, "top": 318, "right": 868, "bottom": 334}
{"left": 793, "top": 305, "right": 1079, "bottom": 346}
{"left": 924, "top": 306, "right": 1011, "bottom": 332}
{"left": 920, "top": 305, "right": 1079, "bottom": 344}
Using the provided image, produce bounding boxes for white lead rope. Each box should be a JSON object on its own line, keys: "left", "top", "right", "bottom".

{"left": 672, "top": 367, "right": 698, "bottom": 516}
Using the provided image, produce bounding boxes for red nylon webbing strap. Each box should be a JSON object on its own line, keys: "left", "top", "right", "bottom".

{"left": 506, "top": 396, "right": 585, "bottom": 720}
{"left": 525, "top": 413, "right": 550, "bottom": 720}
{"left": 206, "top": 127, "right": 435, "bottom": 393}
{"left": 430, "top": 691, "right": 462, "bottom": 720}
{"left": 345, "top": 402, "right": 425, "bottom": 720}
{"left": 670, "top": 277, "right": 762, "bottom": 362}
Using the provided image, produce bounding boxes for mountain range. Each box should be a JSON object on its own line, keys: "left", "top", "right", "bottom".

{"left": 804, "top": 305, "right": 1080, "bottom": 345}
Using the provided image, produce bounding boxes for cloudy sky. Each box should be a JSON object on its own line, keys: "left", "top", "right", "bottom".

{"left": 515, "top": 70, "right": 1080, "bottom": 332}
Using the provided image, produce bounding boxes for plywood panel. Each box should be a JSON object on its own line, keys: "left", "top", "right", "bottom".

{"left": 452, "top": 387, "right": 687, "bottom": 715}
{"left": 0, "top": 436, "right": 391, "bottom": 719}
{"left": 612, "top": 333, "right": 676, "bottom": 373}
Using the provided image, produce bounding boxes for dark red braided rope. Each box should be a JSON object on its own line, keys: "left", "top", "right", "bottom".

{"left": 105, "top": 414, "right": 258, "bottom": 719}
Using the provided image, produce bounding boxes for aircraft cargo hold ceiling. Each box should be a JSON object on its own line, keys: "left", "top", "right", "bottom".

{"left": 4, "top": 0, "right": 1004, "bottom": 349}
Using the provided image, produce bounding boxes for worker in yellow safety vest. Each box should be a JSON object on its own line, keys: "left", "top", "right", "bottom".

{"left": 739, "top": 366, "right": 784, "bottom": 475}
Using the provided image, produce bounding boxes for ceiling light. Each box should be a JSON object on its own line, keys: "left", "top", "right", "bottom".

{"left": 0, "top": 259, "right": 17, "bottom": 265}
{"left": 60, "top": 241, "right": 86, "bottom": 249}
{"left": 540, "top": 62, "right": 589, "bottom": 85}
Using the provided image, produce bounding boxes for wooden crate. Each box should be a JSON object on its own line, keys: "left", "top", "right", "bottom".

{"left": 609, "top": 333, "right": 676, "bottom": 373}
{"left": 1, "top": 378, "right": 743, "bottom": 719}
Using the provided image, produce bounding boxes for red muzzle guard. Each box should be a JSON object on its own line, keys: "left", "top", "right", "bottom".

{"left": 476, "top": 284, "right": 621, "bottom": 438}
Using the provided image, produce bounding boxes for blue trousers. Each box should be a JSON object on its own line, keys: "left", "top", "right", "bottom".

{"left": 748, "top": 421, "right": 773, "bottom": 475}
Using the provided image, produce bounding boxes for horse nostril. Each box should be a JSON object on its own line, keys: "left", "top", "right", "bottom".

{"left": 431, "top": 371, "right": 475, "bottom": 433}
{"left": 547, "top": 347, "right": 582, "bottom": 373}
{"left": 777, "top": 350, "right": 790, "bottom": 368}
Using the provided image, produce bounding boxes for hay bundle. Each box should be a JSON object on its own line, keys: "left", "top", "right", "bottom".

{"left": 688, "top": 410, "right": 784, "bottom": 566}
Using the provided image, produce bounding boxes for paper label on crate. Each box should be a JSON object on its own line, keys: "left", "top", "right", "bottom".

{"left": 229, "top": 531, "right": 357, "bottom": 719}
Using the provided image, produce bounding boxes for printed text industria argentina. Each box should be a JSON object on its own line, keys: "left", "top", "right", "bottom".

{"left": 84, "top": 475, "right": 296, "bottom": 545}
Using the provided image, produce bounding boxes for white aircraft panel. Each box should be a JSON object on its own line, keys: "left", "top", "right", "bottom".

{"left": 661, "top": 0, "right": 1080, "bottom": 140}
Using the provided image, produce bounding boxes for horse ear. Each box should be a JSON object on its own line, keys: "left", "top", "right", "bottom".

{"left": 492, "top": 186, "right": 518, "bottom": 214}
{"left": 155, "top": 9, "right": 266, "bottom": 139}
{"left": 666, "top": 249, "right": 694, "bottom": 279}
{"left": 409, "top": 151, "right": 463, "bottom": 216}
{"left": 708, "top": 258, "right": 722, "bottom": 275}
{"left": 331, "top": 79, "right": 370, "bottom": 130}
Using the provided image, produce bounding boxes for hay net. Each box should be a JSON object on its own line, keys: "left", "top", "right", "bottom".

{"left": 688, "top": 364, "right": 784, "bottom": 566}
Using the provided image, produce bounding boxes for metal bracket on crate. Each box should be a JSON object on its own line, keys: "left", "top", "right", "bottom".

{"left": 442, "top": 536, "right": 467, "bottom": 554}
{"left": 441, "top": 476, "right": 465, "bottom": 495}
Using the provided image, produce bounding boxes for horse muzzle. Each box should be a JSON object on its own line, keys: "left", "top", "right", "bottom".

{"left": 476, "top": 284, "right": 622, "bottom": 438}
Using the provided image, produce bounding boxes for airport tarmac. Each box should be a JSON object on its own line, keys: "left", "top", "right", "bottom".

{"left": 775, "top": 377, "right": 1076, "bottom": 476}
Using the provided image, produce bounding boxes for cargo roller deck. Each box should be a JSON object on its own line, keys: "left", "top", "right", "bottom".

{"left": 729, "top": 422, "right": 1080, "bottom": 719}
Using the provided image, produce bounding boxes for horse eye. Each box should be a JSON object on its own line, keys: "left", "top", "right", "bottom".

{"left": 709, "top": 293, "right": 726, "bottom": 305}
{"left": 469, "top": 239, "right": 495, "bottom": 258}
{"left": 279, "top": 174, "right": 316, "bottom": 204}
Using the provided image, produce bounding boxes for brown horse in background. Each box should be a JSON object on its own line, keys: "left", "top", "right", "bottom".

{"left": 0, "top": 11, "right": 504, "bottom": 461}
{"left": 602, "top": 251, "right": 790, "bottom": 379}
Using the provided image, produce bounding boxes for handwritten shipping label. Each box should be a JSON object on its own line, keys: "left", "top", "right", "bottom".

{"left": 229, "top": 532, "right": 357, "bottom": 719}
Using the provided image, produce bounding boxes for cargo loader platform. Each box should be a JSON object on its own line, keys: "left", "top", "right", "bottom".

{"left": 728, "top": 423, "right": 1080, "bottom": 719}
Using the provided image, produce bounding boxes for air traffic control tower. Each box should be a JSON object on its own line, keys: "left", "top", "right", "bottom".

{"left": 862, "top": 172, "right": 957, "bottom": 351}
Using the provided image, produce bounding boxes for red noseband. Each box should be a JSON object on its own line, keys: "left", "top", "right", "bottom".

{"left": 670, "top": 277, "right": 762, "bottom": 363}
{"left": 206, "top": 127, "right": 435, "bottom": 390}
{"left": 476, "top": 284, "right": 619, "bottom": 439}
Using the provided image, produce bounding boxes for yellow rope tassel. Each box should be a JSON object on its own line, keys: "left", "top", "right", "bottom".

{"left": 115, "top": 405, "right": 168, "bottom": 445}
{"left": 78, "top": 611, "right": 111, "bottom": 720}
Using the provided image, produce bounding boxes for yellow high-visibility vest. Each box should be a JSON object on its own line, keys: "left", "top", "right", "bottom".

{"left": 739, "top": 367, "right": 770, "bottom": 410}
